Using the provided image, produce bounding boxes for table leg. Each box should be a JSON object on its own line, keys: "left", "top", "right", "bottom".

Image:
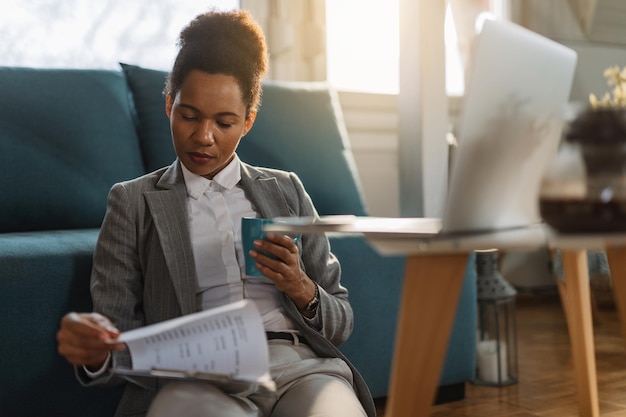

{"left": 605, "top": 246, "right": 626, "bottom": 344}
{"left": 385, "top": 253, "right": 469, "bottom": 417}
{"left": 560, "top": 250, "right": 599, "bottom": 417}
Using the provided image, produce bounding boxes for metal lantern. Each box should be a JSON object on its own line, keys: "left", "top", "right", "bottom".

{"left": 474, "top": 249, "right": 518, "bottom": 386}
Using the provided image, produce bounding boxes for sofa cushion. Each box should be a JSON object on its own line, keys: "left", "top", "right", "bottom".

{"left": 119, "top": 63, "right": 368, "bottom": 216}
{"left": 240, "top": 80, "right": 368, "bottom": 216}
{"left": 0, "top": 67, "right": 145, "bottom": 233}
{"left": 120, "top": 63, "right": 176, "bottom": 172}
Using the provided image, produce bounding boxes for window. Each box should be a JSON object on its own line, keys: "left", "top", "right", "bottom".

{"left": 325, "top": 1, "right": 399, "bottom": 94}
{"left": 325, "top": 0, "right": 464, "bottom": 95}
{"left": 325, "top": 0, "right": 508, "bottom": 96}
{"left": 0, "top": 0, "right": 239, "bottom": 69}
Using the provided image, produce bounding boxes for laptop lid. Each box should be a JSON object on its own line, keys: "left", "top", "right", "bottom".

{"left": 441, "top": 19, "right": 577, "bottom": 233}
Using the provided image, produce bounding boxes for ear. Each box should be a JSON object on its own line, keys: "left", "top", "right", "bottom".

{"left": 165, "top": 94, "right": 174, "bottom": 118}
{"left": 242, "top": 111, "right": 257, "bottom": 137}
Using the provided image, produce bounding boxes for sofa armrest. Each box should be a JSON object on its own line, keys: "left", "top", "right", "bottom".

{"left": 0, "top": 229, "right": 123, "bottom": 417}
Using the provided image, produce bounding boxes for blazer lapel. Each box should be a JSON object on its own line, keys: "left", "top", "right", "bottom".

{"left": 144, "top": 161, "right": 199, "bottom": 316}
{"left": 240, "top": 163, "right": 293, "bottom": 219}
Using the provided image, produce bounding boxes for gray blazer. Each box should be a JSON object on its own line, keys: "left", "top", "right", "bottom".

{"left": 78, "top": 160, "right": 375, "bottom": 417}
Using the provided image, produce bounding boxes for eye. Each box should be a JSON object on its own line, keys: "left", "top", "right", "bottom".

{"left": 181, "top": 114, "right": 198, "bottom": 121}
{"left": 217, "top": 121, "right": 233, "bottom": 128}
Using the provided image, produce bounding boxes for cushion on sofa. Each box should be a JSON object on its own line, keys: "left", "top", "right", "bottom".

{"left": 120, "top": 62, "right": 176, "bottom": 172}
{"left": 240, "top": 80, "right": 368, "bottom": 216}
{"left": 0, "top": 67, "right": 145, "bottom": 233}
{"left": 119, "top": 63, "right": 368, "bottom": 216}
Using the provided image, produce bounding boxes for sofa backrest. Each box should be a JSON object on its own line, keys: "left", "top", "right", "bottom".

{"left": 0, "top": 64, "right": 368, "bottom": 234}
{"left": 240, "top": 80, "right": 368, "bottom": 216}
{"left": 121, "top": 63, "right": 368, "bottom": 216}
{"left": 0, "top": 67, "right": 145, "bottom": 233}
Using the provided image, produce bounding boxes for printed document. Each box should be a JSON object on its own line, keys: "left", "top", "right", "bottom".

{"left": 114, "top": 299, "right": 274, "bottom": 391}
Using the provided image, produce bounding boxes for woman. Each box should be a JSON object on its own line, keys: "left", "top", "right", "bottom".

{"left": 57, "top": 9, "right": 375, "bottom": 417}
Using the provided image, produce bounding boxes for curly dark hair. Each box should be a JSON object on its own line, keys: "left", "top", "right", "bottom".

{"left": 164, "top": 9, "right": 268, "bottom": 115}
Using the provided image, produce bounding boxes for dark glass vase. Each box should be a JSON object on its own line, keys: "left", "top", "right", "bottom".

{"left": 539, "top": 108, "right": 626, "bottom": 233}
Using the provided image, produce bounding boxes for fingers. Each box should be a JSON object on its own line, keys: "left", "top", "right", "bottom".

{"left": 254, "top": 256, "right": 294, "bottom": 281}
{"left": 63, "top": 312, "right": 120, "bottom": 341}
{"left": 57, "top": 312, "right": 125, "bottom": 368}
{"left": 251, "top": 233, "right": 303, "bottom": 286}
{"left": 257, "top": 233, "right": 299, "bottom": 256}
{"left": 86, "top": 312, "right": 122, "bottom": 335}
{"left": 252, "top": 243, "right": 297, "bottom": 274}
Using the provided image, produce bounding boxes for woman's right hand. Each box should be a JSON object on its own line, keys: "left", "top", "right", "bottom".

{"left": 57, "top": 312, "right": 125, "bottom": 371}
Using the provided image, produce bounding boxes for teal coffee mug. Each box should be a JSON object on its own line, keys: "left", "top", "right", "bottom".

{"left": 241, "top": 217, "right": 300, "bottom": 278}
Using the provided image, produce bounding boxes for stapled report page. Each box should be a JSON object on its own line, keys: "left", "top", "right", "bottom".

{"left": 113, "top": 299, "right": 274, "bottom": 391}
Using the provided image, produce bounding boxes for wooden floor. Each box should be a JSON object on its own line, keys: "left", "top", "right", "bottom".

{"left": 376, "top": 290, "right": 626, "bottom": 417}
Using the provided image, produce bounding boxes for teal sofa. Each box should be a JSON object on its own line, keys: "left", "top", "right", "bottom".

{"left": 0, "top": 64, "right": 477, "bottom": 416}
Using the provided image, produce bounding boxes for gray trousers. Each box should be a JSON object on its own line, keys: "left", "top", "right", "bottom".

{"left": 146, "top": 339, "right": 367, "bottom": 417}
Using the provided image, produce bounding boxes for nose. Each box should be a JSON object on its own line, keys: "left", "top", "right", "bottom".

{"left": 196, "top": 120, "right": 215, "bottom": 144}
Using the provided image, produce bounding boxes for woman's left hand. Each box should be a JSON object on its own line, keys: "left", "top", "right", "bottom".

{"left": 250, "top": 233, "right": 316, "bottom": 310}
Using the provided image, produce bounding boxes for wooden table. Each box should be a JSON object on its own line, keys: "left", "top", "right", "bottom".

{"left": 265, "top": 218, "right": 626, "bottom": 417}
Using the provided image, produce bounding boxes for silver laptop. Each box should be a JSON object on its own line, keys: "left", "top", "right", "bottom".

{"left": 442, "top": 18, "right": 577, "bottom": 234}
{"left": 267, "top": 19, "right": 577, "bottom": 244}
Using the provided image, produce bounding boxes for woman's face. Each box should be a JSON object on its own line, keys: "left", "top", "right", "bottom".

{"left": 165, "top": 70, "right": 256, "bottom": 179}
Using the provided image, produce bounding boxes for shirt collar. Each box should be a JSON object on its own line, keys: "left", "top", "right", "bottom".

{"left": 180, "top": 154, "right": 242, "bottom": 200}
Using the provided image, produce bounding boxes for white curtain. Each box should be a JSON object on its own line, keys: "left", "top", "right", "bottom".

{"left": 242, "top": 0, "right": 326, "bottom": 81}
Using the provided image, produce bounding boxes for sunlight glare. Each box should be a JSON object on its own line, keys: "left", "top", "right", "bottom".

{"left": 445, "top": 3, "right": 465, "bottom": 96}
{"left": 326, "top": 1, "right": 465, "bottom": 96}
{"left": 326, "top": 0, "right": 399, "bottom": 94}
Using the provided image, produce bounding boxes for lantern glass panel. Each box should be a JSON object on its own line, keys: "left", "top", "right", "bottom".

{"left": 474, "top": 249, "right": 518, "bottom": 386}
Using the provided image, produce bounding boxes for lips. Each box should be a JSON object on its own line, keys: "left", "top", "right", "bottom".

{"left": 188, "top": 152, "right": 213, "bottom": 164}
